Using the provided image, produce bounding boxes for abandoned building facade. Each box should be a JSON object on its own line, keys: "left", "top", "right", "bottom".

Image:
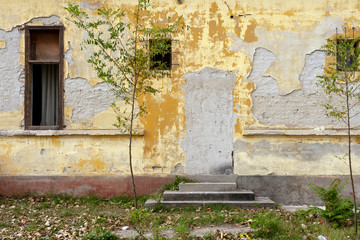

{"left": 1, "top": 0, "right": 360, "bottom": 205}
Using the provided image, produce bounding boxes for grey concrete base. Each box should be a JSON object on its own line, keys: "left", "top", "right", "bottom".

{"left": 179, "top": 182, "right": 237, "bottom": 192}
{"left": 146, "top": 182, "right": 274, "bottom": 209}
{"left": 236, "top": 175, "right": 359, "bottom": 205}
{"left": 182, "top": 175, "right": 360, "bottom": 206}
{"left": 145, "top": 197, "right": 276, "bottom": 209}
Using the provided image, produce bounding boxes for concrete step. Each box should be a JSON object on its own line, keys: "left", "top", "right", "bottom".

{"left": 179, "top": 182, "right": 237, "bottom": 192}
{"left": 163, "top": 190, "right": 255, "bottom": 201}
{"left": 145, "top": 197, "right": 276, "bottom": 209}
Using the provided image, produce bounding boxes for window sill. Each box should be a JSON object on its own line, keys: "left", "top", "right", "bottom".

{"left": 243, "top": 127, "right": 360, "bottom": 136}
{"left": 0, "top": 129, "right": 144, "bottom": 137}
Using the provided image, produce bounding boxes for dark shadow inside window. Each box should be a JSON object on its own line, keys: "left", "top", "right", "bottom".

{"left": 150, "top": 39, "right": 172, "bottom": 70}
{"left": 337, "top": 39, "right": 359, "bottom": 71}
{"left": 31, "top": 64, "right": 59, "bottom": 126}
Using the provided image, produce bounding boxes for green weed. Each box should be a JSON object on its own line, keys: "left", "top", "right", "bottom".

{"left": 83, "top": 228, "right": 118, "bottom": 240}
{"left": 162, "top": 176, "right": 193, "bottom": 191}
{"left": 174, "top": 217, "right": 191, "bottom": 239}
{"left": 130, "top": 208, "right": 150, "bottom": 237}
{"left": 308, "top": 179, "right": 354, "bottom": 227}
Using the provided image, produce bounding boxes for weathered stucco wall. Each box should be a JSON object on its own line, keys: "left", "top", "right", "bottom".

{"left": 1, "top": 0, "right": 360, "bottom": 196}
{"left": 0, "top": 135, "right": 143, "bottom": 175}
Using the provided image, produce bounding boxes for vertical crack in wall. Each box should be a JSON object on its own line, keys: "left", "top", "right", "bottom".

{"left": 181, "top": 67, "right": 236, "bottom": 175}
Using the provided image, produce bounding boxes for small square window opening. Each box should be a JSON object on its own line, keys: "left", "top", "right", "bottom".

{"left": 150, "top": 39, "right": 172, "bottom": 70}
{"left": 336, "top": 39, "right": 360, "bottom": 71}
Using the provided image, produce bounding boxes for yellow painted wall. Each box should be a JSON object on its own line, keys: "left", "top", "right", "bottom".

{"left": 1, "top": 0, "right": 360, "bottom": 176}
{"left": 0, "top": 135, "right": 143, "bottom": 175}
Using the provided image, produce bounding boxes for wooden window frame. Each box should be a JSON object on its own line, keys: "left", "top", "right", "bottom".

{"left": 24, "top": 25, "right": 64, "bottom": 130}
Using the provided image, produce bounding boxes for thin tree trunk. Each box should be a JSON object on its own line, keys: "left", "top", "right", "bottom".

{"left": 129, "top": 83, "right": 138, "bottom": 209}
{"left": 128, "top": 1, "right": 141, "bottom": 209}
{"left": 129, "top": 87, "right": 137, "bottom": 208}
{"left": 346, "top": 81, "right": 358, "bottom": 235}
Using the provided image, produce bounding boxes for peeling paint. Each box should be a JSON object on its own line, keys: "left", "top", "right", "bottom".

{"left": 64, "top": 78, "right": 115, "bottom": 122}
{"left": 229, "top": 16, "right": 345, "bottom": 95}
{"left": 244, "top": 20, "right": 258, "bottom": 43}
{"left": 0, "top": 40, "right": 5, "bottom": 49}
{"left": 1, "top": 0, "right": 360, "bottom": 182}
{"left": 249, "top": 49, "right": 360, "bottom": 127}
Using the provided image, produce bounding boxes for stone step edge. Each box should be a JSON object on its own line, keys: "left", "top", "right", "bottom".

{"left": 164, "top": 190, "right": 254, "bottom": 194}
{"left": 179, "top": 182, "right": 237, "bottom": 185}
{"left": 179, "top": 182, "right": 237, "bottom": 192}
{"left": 144, "top": 197, "right": 276, "bottom": 209}
{"left": 163, "top": 191, "right": 255, "bottom": 201}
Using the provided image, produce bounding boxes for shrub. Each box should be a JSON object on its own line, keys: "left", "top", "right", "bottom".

{"left": 308, "top": 179, "right": 354, "bottom": 227}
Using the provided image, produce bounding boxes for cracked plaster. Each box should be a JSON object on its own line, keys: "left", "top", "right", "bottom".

{"left": 64, "top": 78, "right": 116, "bottom": 122}
{"left": 229, "top": 16, "right": 360, "bottom": 127}
{"left": 248, "top": 46, "right": 360, "bottom": 127}
{"left": 27, "top": 15, "right": 61, "bottom": 25}
{"left": 229, "top": 16, "right": 345, "bottom": 95}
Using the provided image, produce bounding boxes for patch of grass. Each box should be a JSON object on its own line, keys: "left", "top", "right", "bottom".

{"left": 12, "top": 206, "right": 22, "bottom": 218}
{"left": 0, "top": 222, "right": 8, "bottom": 228}
{"left": 0, "top": 194, "right": 356, "bottom": 239}
{"left": 251, "top": 211, "right": 287, "bottom": 239}
{"left": 174, "top": 217, "right": 191, "bottom": 239}
{"left": 110, "top": 195, "right": 148, "bottom": 208}
{"left": 202, "top": 231, "right": 214, "bottom": 240}
{"left": 83, "top": 228, "right": 119, "bottom": 240}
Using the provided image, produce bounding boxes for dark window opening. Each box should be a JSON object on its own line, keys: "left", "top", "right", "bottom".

{"left": 31, "top": 64, "right": 59, "bottom": 126}
{"left": 336, "top": 39, "right": 359, "bottom": 71}
{"left": 150, "top": 39, "right": 172, "bottom": 70}
{"left": 25, "top": 26, "right": 63, "bottom": 130}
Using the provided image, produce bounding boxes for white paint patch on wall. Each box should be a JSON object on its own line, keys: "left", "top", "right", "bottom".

{"left": 0, "top": 28, "right": 23, "bottom": 112}
{"left": 64, "top": 78, "right": 115, "bottom": 122}
{"left": 28, "top": 16, "right": 60, "bottom": 25}
{"left": 182, "top": 67, "right": 236, "bottom": 175}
